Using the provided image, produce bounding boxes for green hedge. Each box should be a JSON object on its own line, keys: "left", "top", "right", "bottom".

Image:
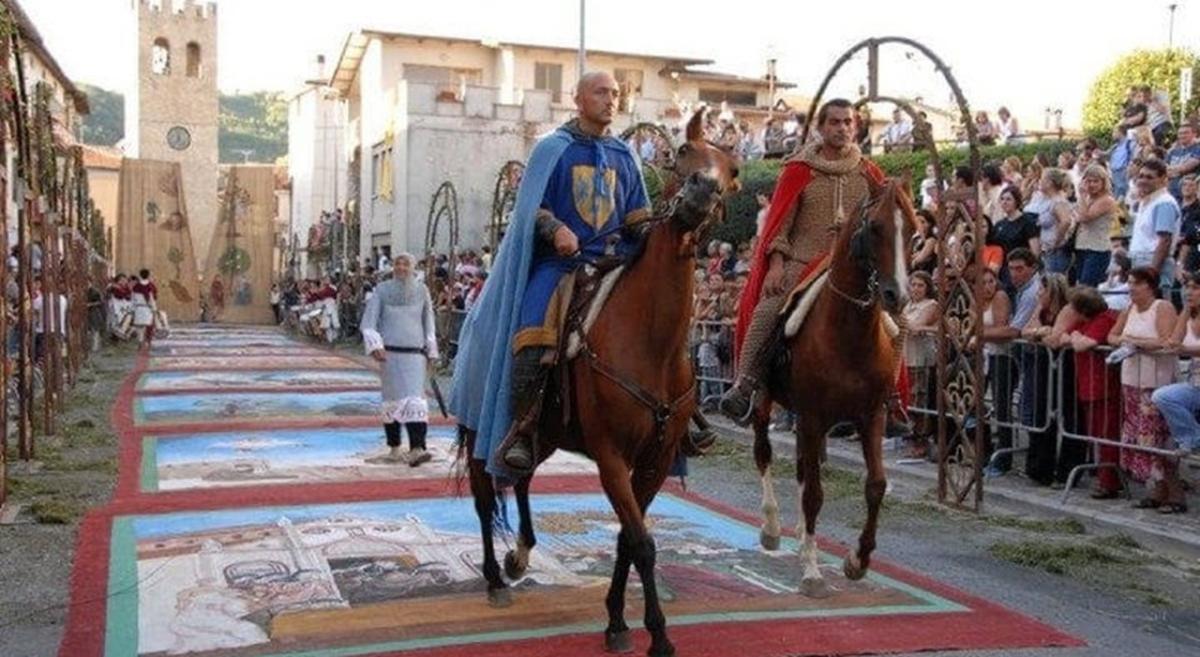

{"left": 655, "top": 140, "right": 1078, "bottom": 247}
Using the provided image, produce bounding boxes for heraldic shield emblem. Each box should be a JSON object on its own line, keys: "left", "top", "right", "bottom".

{"left": 571, "top": 165, "right": 617, "bottom": 229}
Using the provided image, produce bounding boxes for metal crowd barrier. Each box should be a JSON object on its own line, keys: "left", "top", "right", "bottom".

{"left": 433, "top": 309, "right": 1197, "bottom": 506}
{"left": 904, "top": 336, "right": 1197, "bottom": 503}
{"left": 690, "top": 320, "right": 736, "bottom": 408}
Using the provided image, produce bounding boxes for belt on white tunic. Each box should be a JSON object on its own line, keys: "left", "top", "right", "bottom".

{"left": 384, "top": 345, "right": 427, "bottom": 355}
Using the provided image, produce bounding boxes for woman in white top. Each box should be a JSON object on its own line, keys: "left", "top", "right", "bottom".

{"left": 1073, "top": 164, "right": 1119, "bottom": 286}
{"left": 980, "top": 268, "right": 1017, "bottom": 471}
{"left": 997, "top": 107, "right": 1020, "bottom": 144}
{"left": 1107, "top": 267, "right": 1178, "bottom": 508}
{"left": 902, "top": 271, "right": 939, "bottom": 456}
{"left": 1148, "top": 273, "right": 1200, "bottom": 513}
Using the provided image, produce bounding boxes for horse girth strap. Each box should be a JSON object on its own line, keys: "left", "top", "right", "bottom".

{"left": 581, "top": 344, "right": 695, "bottom": 440}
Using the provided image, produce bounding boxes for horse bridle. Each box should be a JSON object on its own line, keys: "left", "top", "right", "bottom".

{"left": 827, "top": 194, "right": 882, "bottom": 311}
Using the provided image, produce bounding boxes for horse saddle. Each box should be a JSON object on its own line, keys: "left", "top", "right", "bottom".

{"left": 780, "top": 254, "right": 831, "bottom": 339}
{"left": 562, "top": 260, "right": 627, "bottom": 361}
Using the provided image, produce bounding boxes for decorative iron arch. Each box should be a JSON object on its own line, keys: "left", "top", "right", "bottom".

{"left": 804, "top": 37, "right": 985, "bottom": 509}
{"left": 424, "top": 180, "right": 459, "bottom": 286}
{"left": 488, "top": 160, "right": 524, "bottom": 250}
{"left": 619, "top": 122, "right": 677, "bottom": 209}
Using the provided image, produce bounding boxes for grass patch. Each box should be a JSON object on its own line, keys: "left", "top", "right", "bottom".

{"left": 989, "top": 540, "right": 1139, "bottom": 576}
{"left": 30, "top": 498, "right": 80, "bottom": 524}
{"left": 1094, "top": 533, "right": 1142, "bottom": 550}
{"left": 6, "top": 477, "right": 55, "bottom": 497}
{"left": 982, "top": 515, "right": 1087, "bottom": 535}
{"left": 45, "top": 458, "right": 118, "bottom": 475}
{"left": 821, "top": 465, "right": 862, "bottom": 499}
{"left": 1144, "top": 593, "right": 1174, "bottom": 607}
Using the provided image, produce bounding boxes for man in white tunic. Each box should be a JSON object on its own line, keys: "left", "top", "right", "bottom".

{"left": 360, "top": 254, "right": 439, "bottom": 465}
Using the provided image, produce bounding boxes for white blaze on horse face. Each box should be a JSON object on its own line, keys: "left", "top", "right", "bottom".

{"left": 893, "top": 208, "right": 910, "bottom": 297}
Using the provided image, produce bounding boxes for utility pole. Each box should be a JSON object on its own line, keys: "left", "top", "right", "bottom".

{"left": 1168, "top": 3, "right": 1178, "bottom": 49}
{"left": 767, "top": 57, "right": 777, "bottom": 117}
{"left": 577, "top": 0, "right": 586, "bottom": 81}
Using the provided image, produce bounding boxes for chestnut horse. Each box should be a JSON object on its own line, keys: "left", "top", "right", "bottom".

{"left": 753, "top": 180, "right": 915, "bottom": 596}
{"left": 459, "top": 110, "right": 737, "bottom": 657}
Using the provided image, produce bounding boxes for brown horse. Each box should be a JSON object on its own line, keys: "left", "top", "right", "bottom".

{"left": 459, "top": 110, "right": 737, "bottom": 657}
{"left": 752, "top": 180, "right": 915, "bottom": 596}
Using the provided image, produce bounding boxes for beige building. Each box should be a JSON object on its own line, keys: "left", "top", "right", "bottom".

{"left": 124, "top": 0, "right": 220, "bottom": 266}
{"left": 319, "top": 30, "right": 786, "bottom": 258}
{"left": 81, "top": 144, "right": 122, "bottom": 261}
{"left": 2, "top": 0, "right": 90, "bottom": 246}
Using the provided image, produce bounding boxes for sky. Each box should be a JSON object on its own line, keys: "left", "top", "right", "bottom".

{"left": 18, "top": 0, "right": 1199, "bottom": 128}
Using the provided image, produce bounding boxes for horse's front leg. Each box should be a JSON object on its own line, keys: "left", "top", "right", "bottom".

{"left": 630, "top": 455, "right": 675, "bottom": 657}
{"left": 468, "top": 452, "right": 510, "bottom": 607}
{"left": 796, "top": 423, "right": 827, "bottom": 598}
{"left": 596, "top": 454, "right": 674, "bottom": 656}
{"left": 753, "top": 412, "right": 781, "bottom": 550}
{"left": 846, "top": 407, "right": 887, "bottom": 580}
{"left": 504, "top": 475, "right": 536, "bottom": 579}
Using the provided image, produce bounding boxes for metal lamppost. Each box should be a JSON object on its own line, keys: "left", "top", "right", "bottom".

{"left": 577, "top": 0, "right": 586, "bottom": 80}
{"left": 1168, "top": 3, "right": 1178, "bottom": 49}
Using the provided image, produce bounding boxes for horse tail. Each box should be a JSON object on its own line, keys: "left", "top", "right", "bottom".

{"left": 450, "top": 424, "right": 472, "bottom": 497}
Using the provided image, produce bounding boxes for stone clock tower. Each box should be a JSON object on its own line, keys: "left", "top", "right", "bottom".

{"left": 126, "top": 0, "right": 220, "bottom": 264}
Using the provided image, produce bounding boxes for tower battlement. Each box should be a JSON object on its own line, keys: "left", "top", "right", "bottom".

{"left": 128, "top": 0, "right": 221, "bottom": 266}
{"left": 134, "top": 0, "right": 217, "bottom": 21}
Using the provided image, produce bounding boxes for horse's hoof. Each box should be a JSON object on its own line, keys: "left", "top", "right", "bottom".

{"left": 843, "top": 554, "right": 867, "bottom": 581}
{"left": 801, "top": 577, "right": 831, "bottom": 598}
{"left": 487, "top": 587, "right": 513, "bottom": 608}
{"left": 759, "top": 531, "right": 781, "bottom": 551}
{"left": 504, "top": 550, "right": 527, "bottom": 580}
{"left": 648, "top": 638, "right": 676, "bottom": 657}
{"left": 604, "top": 629, "right": 634, "bottom": 653}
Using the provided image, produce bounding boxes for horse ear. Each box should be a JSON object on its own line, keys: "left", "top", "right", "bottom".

{"left": 686, "top": 108, "right": 706, "bottom": 143}
{"left": 896, "top": 170, "right": 914, "bottom": 193}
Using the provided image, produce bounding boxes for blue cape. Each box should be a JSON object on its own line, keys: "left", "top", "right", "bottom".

{"left": 449, "top": 129, "right": 573, "bottom": 476}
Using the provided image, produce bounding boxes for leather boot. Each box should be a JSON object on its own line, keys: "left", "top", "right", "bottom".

{"left": 684, "top": 410, "right": 717, "bottom": 457}
{"left": 501, "top": 348, "right": 548, "bottom": 473}
{"left": 718, "top": 376, "right": 759, "bottom": 426}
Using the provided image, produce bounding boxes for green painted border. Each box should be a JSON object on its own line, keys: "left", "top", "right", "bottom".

{"left": 103, "top": 493, "right": 966, "bottom": 657}
{"left": 131, "top": 398, "right": 146, "bottom": 425}
{"left": 105, "top": 518, "right": 139, "bottom": 657}
{"left": 139, "top": 438, "right": 158, "bottom": 492}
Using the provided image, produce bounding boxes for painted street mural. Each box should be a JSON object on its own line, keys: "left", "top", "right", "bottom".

{"left": 110, "top": 493, "right": 956, "bottom": 656}
{"left": 143, "top": 426, "right": 595, "bottom": 491}
{"left": 137, "top": 370, "right": 381, "bottom": 392}
{"left": 134, "top": 391, "right": 380, "bottom": 426}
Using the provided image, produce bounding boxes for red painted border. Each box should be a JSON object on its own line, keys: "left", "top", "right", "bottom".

{"left": 60, "top": 478, "right": 1084, "bottom": 657}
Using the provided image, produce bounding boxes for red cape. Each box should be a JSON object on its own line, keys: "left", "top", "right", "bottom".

{"left": 735, "top": 158, "right": 884, "bottom": 359}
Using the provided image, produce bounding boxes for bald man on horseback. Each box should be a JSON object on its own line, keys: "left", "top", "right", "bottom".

{"left": 449, "top": 71, "right": 655, "bottom": 477}
{"left": 721, "top": 99, "right": 907, "bottom": 425}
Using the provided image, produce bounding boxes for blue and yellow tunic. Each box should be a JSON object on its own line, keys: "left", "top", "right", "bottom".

{"left": 513, "top": 127, "right": 650, "bottom": 352}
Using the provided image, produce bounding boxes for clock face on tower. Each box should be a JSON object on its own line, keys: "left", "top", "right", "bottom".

{"left": 167, "top": 126, "right": 191, "bottom": 151}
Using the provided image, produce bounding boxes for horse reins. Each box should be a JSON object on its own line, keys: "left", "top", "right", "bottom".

{"left": 580, "top": 343, "right": 696, "bottom": 442}
{"left": 826, "top": 194, "right": 882, "bottom": 311}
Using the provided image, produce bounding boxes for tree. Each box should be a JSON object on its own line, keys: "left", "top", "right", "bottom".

{"left": 1081, "top": 49, "right": 1199, "bottom": 139}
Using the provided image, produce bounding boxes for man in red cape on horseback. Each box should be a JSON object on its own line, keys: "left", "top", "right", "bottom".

{"left": 720, "top": 99, "right": 909, "bottom": 424}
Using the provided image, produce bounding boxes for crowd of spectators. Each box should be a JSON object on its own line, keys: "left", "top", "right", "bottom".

{"left": 899, "top": 86, "right": 1200, "bottom": 512}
